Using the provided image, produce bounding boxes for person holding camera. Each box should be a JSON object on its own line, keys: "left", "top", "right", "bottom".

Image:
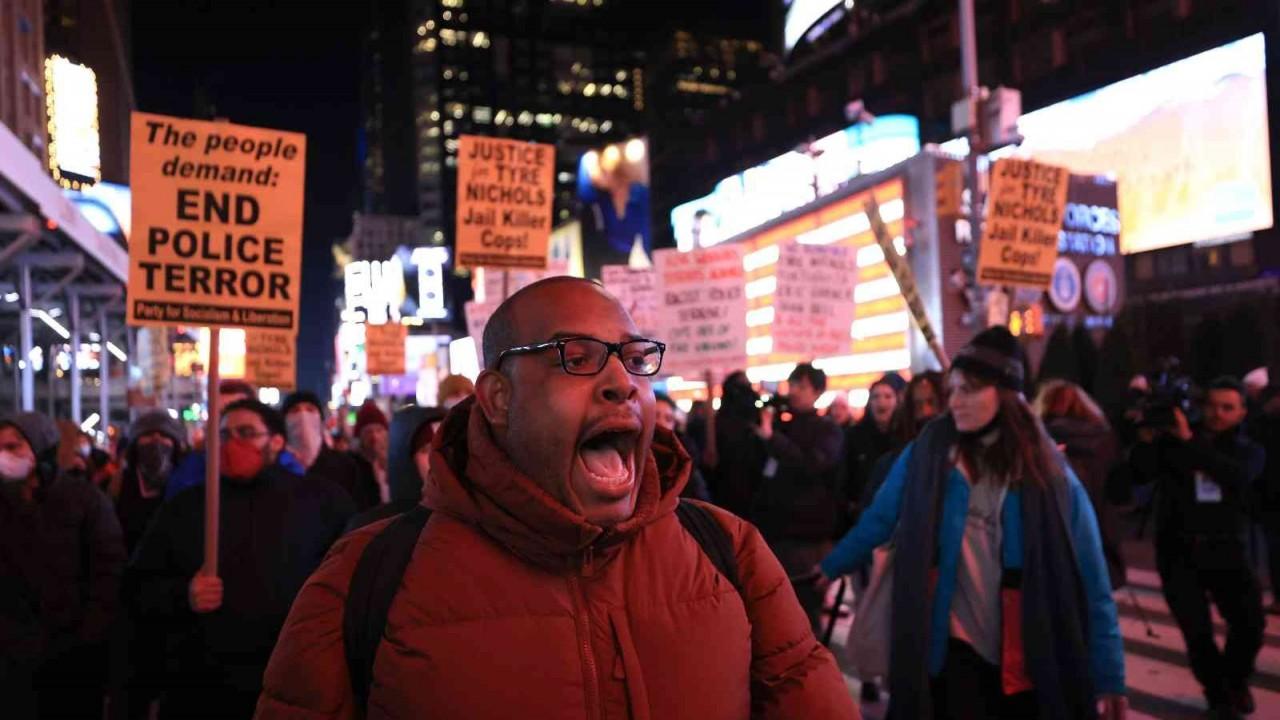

{"left": 1130, "top": 376, "right": 1267, "bottom": 719}
{"left": 752, "top": 363, "right": 845, "bottom": 633}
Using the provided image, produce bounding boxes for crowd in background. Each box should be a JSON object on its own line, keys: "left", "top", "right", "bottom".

{"left": 3, "top": 326, "right": 1280, "bottom": 718}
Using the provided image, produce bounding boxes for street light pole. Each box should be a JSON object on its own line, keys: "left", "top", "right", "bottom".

{"left": 958, "top": 0, "right": 987, "bottom": 328}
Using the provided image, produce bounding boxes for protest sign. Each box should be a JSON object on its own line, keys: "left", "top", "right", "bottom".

{"left": 601, "top": 265, "right": 659, "bottom": 338}
{"left": 463, "top": 300, "right": 497, "bottom": 366}
{"left": 456, "top": 135, "right": 554, "bottom": 269}
{"left": 128, "top": 112, "right": 305, "bottom": 330}
{"left": 977, "top": 157, "right": 1070, "bottom": 289}
{"left": 772, "top": 243, "right": 857, "bottom": 357}
{"left": 365, "top": 322, "right": 407, "bottom": 376}
{"left": 243, "top": 330, "right": 296, "bottom": 389}
{"left": 653, "top": 246, "right": 747, "bottom": 377}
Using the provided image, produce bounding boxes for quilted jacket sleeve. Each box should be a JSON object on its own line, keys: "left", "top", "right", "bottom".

{"left": 705, "top": 506, "right": 860, "bottom": 720}
{"left": 254, "top": 525, "right": 382, "bottom": 720}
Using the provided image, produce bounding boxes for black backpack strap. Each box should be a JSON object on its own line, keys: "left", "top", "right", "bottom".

{"left": 344, "top": 505, "right": 433, "bottom": 710}
{"left": 675, "top": 499, "right": 743, "bottom": 597}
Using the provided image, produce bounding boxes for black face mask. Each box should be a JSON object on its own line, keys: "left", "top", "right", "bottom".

{"left": 136, "top": 443, "right": 173, "bottom": 492}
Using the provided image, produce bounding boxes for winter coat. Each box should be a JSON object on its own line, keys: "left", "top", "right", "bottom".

{"left": 128, "top": 464, "right": 355, "bottom": 711}
{"left": 1045, "top": 417, "right": 1127, "bottom": 589}
{"left": 707, "top": 412, "right": 768, "bottom": 520}
{"left": 1250, "top": 410, "right": 1280, "bottom": 519}
{"left": 753, "top": 410, "right": 845, "bottom": 543}
{"left": 308, "top": 446, "right": 380, "bottom": 511}
{"left": 822, "top": 442, "right": 1126, "bottom": 698}
{"left": 0, "top": 473, "right": 125, "bottom": 708}
{"left": 345, "top": 406, "right": 448, "bottom": 532}
{"left": 842, "top": 418, "right": 894, "bottom": 514}
{"left": 1129, "top": 425, "right": 1266, "bottom": 539}
{"left": 116, "top": 470, "right": 165, "bottom": 558}
{"left": 254, "top": 400, "right": 858, "bottom": 720}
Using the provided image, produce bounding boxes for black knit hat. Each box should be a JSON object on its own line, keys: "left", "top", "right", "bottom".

{"left": 951, "top": 326, "right": 1026, "bottom": 393}
{"left": 128, "top": 410, "right": 189, "bottom": 450}
{"left": 281, "top": 391, "right": 326, "bottom": 420}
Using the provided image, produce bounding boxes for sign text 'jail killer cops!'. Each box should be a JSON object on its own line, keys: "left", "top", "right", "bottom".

{"left": 455, "top": 135, "right": 554, "bottom": 269}
{"left": 128, "top": 112, "right": 305, "bottom": 331}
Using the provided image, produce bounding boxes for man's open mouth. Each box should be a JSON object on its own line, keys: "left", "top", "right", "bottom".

{"left": 576, "top": 425, "right": 639, "bottom": 490}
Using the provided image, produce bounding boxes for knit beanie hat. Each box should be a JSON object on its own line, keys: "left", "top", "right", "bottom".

{"left": 128, "top": 410, "right": 189, "bottom": 450}
{"left": 0, "top": 411, "right": 60, "bottom": 457}
{"left": 281, "top": 391, "right": 326, "bottom": 419}
{"left": 951, "top": 325, "right": 1027, "bottom": 393}
{"left": 354, "top": 400, "right": 389, "bottom": 439}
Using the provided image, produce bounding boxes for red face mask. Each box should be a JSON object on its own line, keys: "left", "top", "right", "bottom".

{"left": 221, "top": 437, "right": 267, "bottom": 480}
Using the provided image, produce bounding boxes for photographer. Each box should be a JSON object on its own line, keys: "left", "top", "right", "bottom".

{"left": 1130, "top": 376, "right": 1266, "bottom": 717}
{"left": 752, "top": 363, "right": 845, "bottom": 633}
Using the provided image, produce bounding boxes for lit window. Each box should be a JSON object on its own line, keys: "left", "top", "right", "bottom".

{"left": 442, "top": 10, "right": 452, "bottom": 20}
{"left": 600, "top": 84, "right": 612, "bottom": 96}
{"left": 557, "top": 171, "right": 574, "bottom": 183}
{"left": 472, "top": 31, "right": 489, "bottom": 48}
{"left": 430, "top": 110, "right": 441, "bottom": 121}
{"left": 494, "top": 109, "right": 508, "bottom": 124}
{"left": 583, "top": 83, "right": 596, "bottom": 97}
{"left": 443, "top": 120, "right": 455, "bottom": 135}
{"left": 615, "top": 85, "right": 628, "bottom": 99}
{"left": 417, "top": 25, "right": 427, "bottom": 37}
{"left": 517, "top": 111, "right": 533, "bottom": 126}
{"left": 443, "top": 69, "right": 454, "bottom": 80}
{"left": 600, "top": 120, "right": 612, "bottom": 133}
{"left": 445, "top": 156, "right": 457, "bottom": 167}
{"left": 615, "top": 70, "right": 627, "bottom": 82}
{"left": 474, "top": 106, "right": 493, "bottom": 123}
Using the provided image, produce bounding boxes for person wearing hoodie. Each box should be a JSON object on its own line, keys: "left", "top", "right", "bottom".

{"left": 820, "top": 327, "right": 1126, "bottom": 720}
{"left": 282, "top": 391, "right": 380, "bottom": 511}
{"left": 256, "top": 277, "right": 857, "bottom": 719}
{"left": 116, "top": 411, "right": 190, "bottom": 557}
{"left": 345, "top": 404, "right": 449, "bottom": 532}
{"left": 129, "top": 400, "right": 354, "bottom": 719}
{"left": 0, "top": 410, "right": 125, "bottom": 719}
{"left": 1035, "top": 380, "right": 1127, "bottom": 590}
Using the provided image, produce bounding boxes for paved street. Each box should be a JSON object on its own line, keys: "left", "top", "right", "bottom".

{"left": 830, "top": 546, "right": 1280, "bottom": 719}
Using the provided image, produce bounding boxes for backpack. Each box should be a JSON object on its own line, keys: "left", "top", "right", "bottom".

{"left": 343, "top": 499, "right": 743, "bottom": 709}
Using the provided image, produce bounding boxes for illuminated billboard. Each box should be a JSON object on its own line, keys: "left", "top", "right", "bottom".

{"left": 44, "top": 55, "right": 101, "bottom": 188}
{"left": 784, "top": 0, "right": 845, "bottom": 54}
{"left": 671, "top": 114, "right": 920, "bottom": 251}
{"left": 577, "top": 137, "right": 650, "bottom": 279}
{"left": 1016, "top": 33, "right": 1271, "bottom": 254}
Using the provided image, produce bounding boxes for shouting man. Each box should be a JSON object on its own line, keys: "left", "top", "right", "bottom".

{"left": 256, "top": 277, "right": 856, "bottom": 719}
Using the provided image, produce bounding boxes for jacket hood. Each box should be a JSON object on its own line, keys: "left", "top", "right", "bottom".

{"left": 423, "top": 397, "right": 690, "bottom": 572}
{"left": 387, "top": 405, "right": 449, "bottom": 504}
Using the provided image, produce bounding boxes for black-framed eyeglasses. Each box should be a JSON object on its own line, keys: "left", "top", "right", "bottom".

{"left": 494, "top": 337, "right": 666, "bottom": 377}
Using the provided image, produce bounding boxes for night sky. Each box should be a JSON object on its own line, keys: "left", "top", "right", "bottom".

{"left": 133, "top": 0, "right": 363, "bottom": 396}
{"left": 131, "top": 0, "right": 772, "bottom": 396}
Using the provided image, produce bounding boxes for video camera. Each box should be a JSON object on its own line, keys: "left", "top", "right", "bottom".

{"left": 1133, "top": 358, "right": 1200, "bottom": 431}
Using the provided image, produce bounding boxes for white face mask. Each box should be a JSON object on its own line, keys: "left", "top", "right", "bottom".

{"left": 286, "top": 411, "right": 324, "bottom": 460}
{"left": 0, "top": 450, "right": 34, "bottom": 483}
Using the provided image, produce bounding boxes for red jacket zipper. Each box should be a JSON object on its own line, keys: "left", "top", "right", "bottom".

{"left": 569, "top": 546, "right": 600, "bottom": 720}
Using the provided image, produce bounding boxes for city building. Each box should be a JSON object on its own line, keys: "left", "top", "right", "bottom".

{"left": 1, "top": 0, "right": 47, "bottom": 161}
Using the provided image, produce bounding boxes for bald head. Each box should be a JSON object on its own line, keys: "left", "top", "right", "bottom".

{"left": 482, "top": 277, "right": 622, "bottom": 370}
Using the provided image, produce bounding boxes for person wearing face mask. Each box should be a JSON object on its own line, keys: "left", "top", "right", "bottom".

{"left": 819, "top": 327, "right": 1127, "bottom": 720}
{"left": 282, "top": 391, "right": 379, "bottom": 511}
{"left": 116, "top": 411, "right": 189, "bottom": 556}
{"left": 129, "top": 400, "right": 354, "bottom": 719}
{"left": 257, "top": 278, "right": 856, "bottom": 719}
{"left": 345, "top": 404, "right": 449, "bottom": 532}
{"left": 0, "top": 410, "right": 125, "bottom": 719}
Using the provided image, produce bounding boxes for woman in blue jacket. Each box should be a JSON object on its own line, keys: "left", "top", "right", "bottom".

{"left": 820, "top": 327, "right": 1127, "bottom": 720}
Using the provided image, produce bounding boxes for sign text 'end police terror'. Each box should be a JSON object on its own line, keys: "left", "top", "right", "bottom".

{"left": 139, "top": 190, "right": 291, "bottom": 301}
{"left": 129, "top": 112, "right": 305, "bottom": 332}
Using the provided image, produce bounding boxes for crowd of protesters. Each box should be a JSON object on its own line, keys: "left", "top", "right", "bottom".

{"left": 2, "top": 277, "right": 1278, "bottom": 719}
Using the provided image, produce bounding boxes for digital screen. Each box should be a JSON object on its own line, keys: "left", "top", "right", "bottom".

{"left": 784, "top": 0, "right": 845, "bottom": 54}
{"left": 45, "top": 55, "right": 101, "bottom": 185}
{"left": 1016, "top": 33, "right": 1271, "bottom": 254}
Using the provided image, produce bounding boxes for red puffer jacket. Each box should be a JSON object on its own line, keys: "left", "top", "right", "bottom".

{"left": 255, "top": 400, "right": 857, "bottom": 720}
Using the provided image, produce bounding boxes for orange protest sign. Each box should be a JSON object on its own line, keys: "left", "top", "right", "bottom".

{"left": 365, "top": 322, "right": 407, "bottom": 376}
{"left": 977, "top": 157, "right": 1070, "bottom": 289}
{"left": 455, "top": 135, "right": 554, "bottom": 269}
{"left": 243, "top": 330, "right": 296, "bottom": 389}
{"left": 128, "top": 112, "right": 306, "bottom": 331}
